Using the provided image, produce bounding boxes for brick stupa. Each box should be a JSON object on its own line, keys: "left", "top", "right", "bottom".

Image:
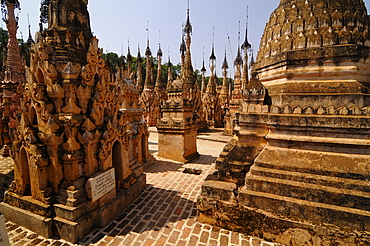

{"left": 157, "top": 8, "right": 200, "bottom": 163}
{"left": 0, "top": 0, "right": 148, "bottom": 243}
{"left": 198, "top": 0, "right": 370, "bottom": 244}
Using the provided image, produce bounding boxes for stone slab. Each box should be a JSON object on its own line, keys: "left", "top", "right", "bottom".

{"left": 201, "top": 179, "right": 236, "bottom": 201}
{"left": 238, "top": 188, "right": 370, "bottom": 231}
{"left": 0, "top": 202, "right": 53, "bottom": 238}
{"left": 54, "top": 202, "right": 89, "bottom": 221}
{"left": 54, "top": 211, "right": 98, "bottom": 244}
{"left": 86, "top": 168, "right": 116, "bottom": 202}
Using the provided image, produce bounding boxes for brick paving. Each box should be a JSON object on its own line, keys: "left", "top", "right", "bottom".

{"left": 4, "top": 130, "right": 283, "bottom": 246}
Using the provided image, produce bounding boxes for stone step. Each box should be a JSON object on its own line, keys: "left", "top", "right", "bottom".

{"left": 3, "top": 192, "right": 53, "bottom": 217}
{"left": 238, "top": 188, "right": 370, "bottom": 231}
{"left": 245, "top": 173, "right": 370, "bottom": 211}
{"left": 250, "top": 165, "right": 370, "bottom": 192}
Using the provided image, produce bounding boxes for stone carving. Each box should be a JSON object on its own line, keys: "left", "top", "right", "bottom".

{"left": 0, "top": 0, "right": 148, "bottom": 243}
{"left": 257, "top": 0, "right": 370, "bottom": 65}
{"left": 0, "top": 1, "right": 26, "bottom": 157}
{"left": 198, "top": 0, "right": 370, "bottom": 244}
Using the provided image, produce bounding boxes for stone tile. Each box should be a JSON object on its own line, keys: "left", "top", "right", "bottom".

{"left": 199, "top": 230, "right": 210, "bottom": 244}
{"left": 231, "top": 231, "right": 240, "bottom": 244}
{"left": 220, "top": 234, "right": 229, "bottom": 245}
{"left": 176, "top": 240, "right": 187, "bottom": 246}
{"left": 175, "top": 220, "right": 185, "bottom": 230}
{"left": 188, "top": 235, "right": 199, "bottom": 245}
{"left": 180, "top": 227, "right": 192, "bottom": 239}
{"left": 154, "top": 235, "right": 167, "bottom": 246}
{"left": 143, "top": 238, "right": 155, "bottom": 246}
{"left": 122, "top": 234, "right": 137, "bottom": 245}
{"left": 210, "top": 227, "right": 220, "bottom": 239}
{"left": 209, "top": 239, "right": 219, "bottom": 246}
{"left": 241, "top": 239, "right": 251, "bottom": 246}
{"left": 132, "top": 222, "right": 146, "bottom": 233}
{"left": 251, "top": 238, "right": 262, "bottom": 245}
{"left": 167, "top": 230, "right": 180, "bottom": 244}
{"left": 109, "top": 237, "right": 123, "bottom": 246}
{"left": 192, "top": 223, "right": 202, "bottom": 235}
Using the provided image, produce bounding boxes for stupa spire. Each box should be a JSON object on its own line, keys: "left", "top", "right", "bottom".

{"left": 136, "top": 45, "right": 144, "bottom": 93}
{"left": 182, "top": 1, "right": 195, "bottom": 87}
{"left": 241, "top": 7, "right": 251, "bottom": 50}
{"left": 201, "top": 51, "right": 207, "bottom": 95}
{"left": 40, "top": 0, "right": 93, "bottom": 64}
{"left": 144, "top": 36, "right": 154, "bottom": 90}
{"left": 209, "top": 27, "right": 216, "bottom": 77}
{"left": 166, "top": 56, "right": 173, "bottom": 91}
{"left": 127, "top": 40, "right": 133, "bottom": 78}
{"left": 241, "top": 7, "right": 251, "bottom": 92}
{"left": 220, "top": 48, "right": 229, "bottom": 101}
{"left": 155, "top": 43, "right": 164, "bottom": 89}
{"left": 26, "top": 14, "right": 34, "bottom": 46}
{"left": 48, "top": 0, "right": 91, "bottom": 34}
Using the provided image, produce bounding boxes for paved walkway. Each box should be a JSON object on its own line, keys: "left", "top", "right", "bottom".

{"left": 5, "top": 131, "right": 282, "bottom": 246}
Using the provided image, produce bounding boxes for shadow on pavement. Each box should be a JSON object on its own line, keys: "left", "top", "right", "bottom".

{"left": 143, "top": 159, "right": 184, "bottom": 173}
{"left": 191, "top": 154, "right": 217, "bottom": 165}
{"left": 79, "top": 184, "right": 196, "bottom": 245}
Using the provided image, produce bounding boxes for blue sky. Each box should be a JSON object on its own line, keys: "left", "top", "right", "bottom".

{"left": 11, "top": 0, "right": 370, "bottom": 77}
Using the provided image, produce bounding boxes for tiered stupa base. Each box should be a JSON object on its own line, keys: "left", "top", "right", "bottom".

{"left": 157, "top": 125, "right": 199, "bottom": 163}
{"left": 1, "top": 174, "right": 145, "bottom": 243}
{"left": 198, "top": 112, "right": 370, "bottom": 245}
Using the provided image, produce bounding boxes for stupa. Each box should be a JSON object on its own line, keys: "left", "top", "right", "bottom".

{"left": 198, "top": 0, "right": 370, "bottom": 244}
{"left": 202, "top": 45, "right": 222, "bottom": 128}
{"left": 0, "top": 0, "right": 148, "bottom": 243}
{"left": 157, "top": 7, "right": 200, "bottom": 163}
{"left": 0, "top": 0, "right": 25, "bottom": 157}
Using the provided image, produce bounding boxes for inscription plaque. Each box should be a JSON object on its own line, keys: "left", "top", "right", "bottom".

{"left": 86, "top": 168, "right": 116, "bottom": 202}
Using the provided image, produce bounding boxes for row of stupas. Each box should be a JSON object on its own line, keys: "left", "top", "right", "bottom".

{"left": 117, "top": 22, "right": 254, "bottom": 136}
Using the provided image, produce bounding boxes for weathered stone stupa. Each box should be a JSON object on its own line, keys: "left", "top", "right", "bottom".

{"left": 0, "top": 0, "right": 148, "bottom": 243}
{"left": 202, "top": 45, "right": 222, "bottom": 128}
{"left": 199, "top": 0, "right": 370, "bottom": 244}
{"left": 157, "top": 8, "right": 200, "bottom": 163}
{"left": 0, "top": 0, "right": 25, "bottom": 157}
{"left": 139, "top": 40, "right": 157, "bottom": 126}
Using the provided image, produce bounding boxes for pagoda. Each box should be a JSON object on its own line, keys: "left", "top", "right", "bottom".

{"left": 198, "top": 0, "right": 370, "bottom": 244}
{"left": 157, "top": 7, "right": 199, "bottom": 163}
{"left": 0, "top": 0, "right": 25, "bottom": 157}
{"left": 202, "top": 43, "right": 222, "bottom": 127}
{"left": 0, "top": 0, "right": 148, "bottom": 243}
